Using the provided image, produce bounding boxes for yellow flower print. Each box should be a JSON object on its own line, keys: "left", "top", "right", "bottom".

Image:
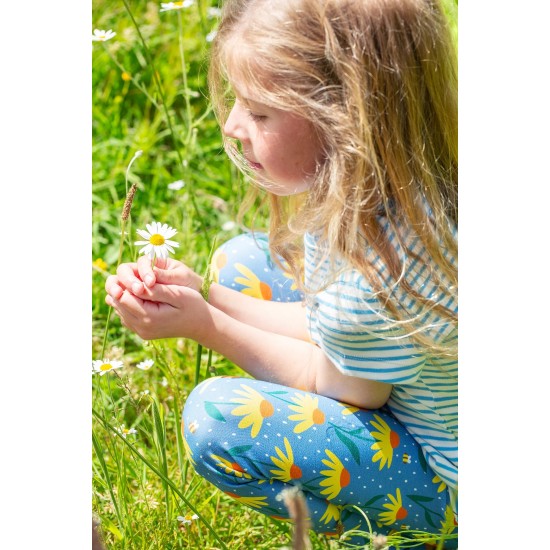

{"left": 320, "top": 501, "right": 341, "bottom": 524}
{"left": 180, "top": 420, "right": 196, "bottom": 467}
{"left": 282, "top": 268, "right": 298, "bottom": 291}
{"left": 210, "top": 249, "right": 227, "bottom": 284}
{"left": 231, "top": 385, "right": 274, "bottom": 438}
{"left": 234, "top": 263, "right": 273, "bottom": 300}
{"left": 339, "top": 403, "right": 360, "bottom": 416}
{"left": 432, "top": 474, "right": 447, "bottom": 493}
{"left": 269, "top": 437, "right": 302, "bottom": 482}
{"left": 224, "top": 491, "right": 268, "bottom": 509}
{"left": 270, "top": 515, "right": 292, "bottom": 522}
{"left": 370, "top": 414, "right": 400, "bottom": 470}
{"left": 211, "top": 454, "right": 252, "bottom": 479}
{"left": 319, "top": 449, "right": 351, "bottom": 500}
{"left": 440, "top": 504, "right": 458, "bottom": 535}
{"left": 378, "top": 488, "right": 408, "bottom": 526}
{"left": 288, "top": 393, "right": 325, "bottom": 433}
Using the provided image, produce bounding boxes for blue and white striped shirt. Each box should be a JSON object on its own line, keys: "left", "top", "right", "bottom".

{"left": 304, "top": 220, "right": 458, "bottom": 511}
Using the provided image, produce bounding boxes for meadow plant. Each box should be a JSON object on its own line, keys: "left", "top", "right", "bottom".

{"left": 92, "top": 1, "right": 458, "bottom": 548}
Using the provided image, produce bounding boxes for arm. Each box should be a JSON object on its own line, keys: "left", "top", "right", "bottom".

{"left": 109, "top": 256, "right": 311, "bottom": 340}
{"left": 105, "top": 278, "right": 392, "bottom": 409}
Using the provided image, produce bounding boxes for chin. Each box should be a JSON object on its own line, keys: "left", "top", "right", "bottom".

{"left": 255, "top": 176, "right": 312, "bottom": 196}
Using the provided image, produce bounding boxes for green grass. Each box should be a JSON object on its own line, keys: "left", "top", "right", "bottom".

{"left": 92, "top": 1, "right": 458, "bottom": 548}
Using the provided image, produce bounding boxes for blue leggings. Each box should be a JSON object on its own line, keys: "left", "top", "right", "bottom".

{"left": 182, "top": 233, "right": 457, "bottom": 547}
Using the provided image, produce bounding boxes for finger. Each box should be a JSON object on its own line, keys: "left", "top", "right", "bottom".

{"left": 105, "top": 275, "right": 124, "bottom": 300}
{"left": 116, "top": 262, "right": 146, "bottom": 295}
{"left": 105, "top": 294, "right": 139, "bottom": 332}
{"left": 137, "top": 255, "right": 157, "bottom": 288}
{"left": 141, "top": 283, "right": 195, "bottom": 307}
{"left": 107, "top": 289, "right": 149, "bottom": 324}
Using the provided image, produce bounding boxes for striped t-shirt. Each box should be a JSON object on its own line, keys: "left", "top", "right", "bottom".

{"left": 303, "top": 220, "right": 458, "bottom": 512}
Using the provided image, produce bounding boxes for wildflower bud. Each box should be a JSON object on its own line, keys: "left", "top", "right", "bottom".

{"left": 372, "top": 534, "right": 388, "bottom": 550}
{"left": 122, "top": 183, "right": 138, "bottom": 221}
{"left": 277, "top": 487, "right": 311, "bottom": 550}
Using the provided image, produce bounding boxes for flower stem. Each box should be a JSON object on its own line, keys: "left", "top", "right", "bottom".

{"left": 120, "top": 0, "right": 211, "bottom": 250}
{"left": 100, "top": 218, "right": 128, "bottom": 359}
{"left": 100, "top": 152, "right": 142, "bottom": 360}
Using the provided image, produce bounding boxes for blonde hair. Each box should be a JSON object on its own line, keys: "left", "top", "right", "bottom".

{"left": 209, "top": 0, "right": 458, "bottom": 357}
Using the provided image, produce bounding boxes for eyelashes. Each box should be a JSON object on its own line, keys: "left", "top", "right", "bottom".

{"left": 247, "top": 111, "right": 267, "bottom": 122}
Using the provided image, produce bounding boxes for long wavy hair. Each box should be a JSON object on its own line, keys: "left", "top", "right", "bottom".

{"left": 209, "top": 0, "right": 458, "bottom": 357}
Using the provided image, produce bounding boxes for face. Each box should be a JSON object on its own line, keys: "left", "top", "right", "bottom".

{"left": 223, "top": 86, "right": 323, "bottom": 196}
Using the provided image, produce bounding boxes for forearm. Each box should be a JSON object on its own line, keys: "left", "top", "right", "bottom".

{"left": 199, "top": 302, "right": 315, "bottom": 389}
{"left": 197, "top": 304, "right": 392, "bottom": 408}
{"left": 207, "top": 282, "right": 310, "bottom": 341}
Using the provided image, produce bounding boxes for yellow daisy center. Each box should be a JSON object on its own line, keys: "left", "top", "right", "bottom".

{"left": 149, "top": 234, "right": 165, "bottom": 245}
{"left": 100, "top": 363, "right": 112, "bottom": 371}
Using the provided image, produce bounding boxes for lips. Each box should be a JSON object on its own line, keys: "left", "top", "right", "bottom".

{"left": 245, "top": 157, "right": 262, "bottom": 170}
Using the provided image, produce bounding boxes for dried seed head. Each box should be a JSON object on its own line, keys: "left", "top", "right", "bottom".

{"left": 122, "top": 183, "right": 138, "bottom": 221}
{"left": 372, "top": 534, "right": 388, "bottom": 550}
{"left": 277, "top": 487, "right": 312, "bottom": 550}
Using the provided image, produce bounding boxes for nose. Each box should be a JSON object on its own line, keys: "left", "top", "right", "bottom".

{"left": 223, "top": 101, "right": 248, "bottom": 141}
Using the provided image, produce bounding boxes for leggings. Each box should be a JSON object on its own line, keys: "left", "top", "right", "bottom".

{"left": 182, "top": 233, "right": 458, "bottom": 547}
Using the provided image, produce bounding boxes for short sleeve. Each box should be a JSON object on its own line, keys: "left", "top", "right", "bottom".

{"left": 306, "top": 268, "right": 426, "bottom": 384}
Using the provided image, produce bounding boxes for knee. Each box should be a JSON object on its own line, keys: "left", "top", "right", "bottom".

{"left": 210, "top": 232, "right": 302, "bottom": 302}
{"left": 182, "top": 377, "right": 236, "bottom": 465}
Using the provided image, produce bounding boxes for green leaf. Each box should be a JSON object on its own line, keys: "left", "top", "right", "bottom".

{"left": 406, "top": 494, "right": 434, "bottom": 504}
{"left": 334, "top": 429, "right": 361, "bottom": 465}
{"left": 227, "top": 445, "right": 253, "bottom": 457}
{"left": 363, "top": 494, "right": 385, "bottom": 508}
{"left": 99, "top": 517, "right": 124, "bottom": 541}
{"left": 204, "top": 401, "right": 226, "bottom": 422}
{"left": 424, "top": 508, "right": 438, "bottom": 529}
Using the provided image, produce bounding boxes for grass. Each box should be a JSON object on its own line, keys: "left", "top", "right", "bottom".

{"left": 91, "top": 1, "right": 458, "bottom": 548}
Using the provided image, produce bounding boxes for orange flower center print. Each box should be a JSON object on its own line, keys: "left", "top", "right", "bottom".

{"left": 288, "top": 393, "right": 326, "bottom": 433}
{"left": 319, "top": 449, "right": 351, "bottom": 500}
{"left": 270, "top": 437, "right": 303, "bottom": 482}
{"left": 378, "top": 488, "right": 408, "bottom": 526}
{"left": 230, "top": 385, "right": 275, "bottom": 438}
{"left": 234, "top": 263, "right": 273, "bottom": 300}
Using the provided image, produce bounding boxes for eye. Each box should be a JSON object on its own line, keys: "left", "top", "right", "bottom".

{"left": 247, "top": 111, "right": 267, "bottom": 122}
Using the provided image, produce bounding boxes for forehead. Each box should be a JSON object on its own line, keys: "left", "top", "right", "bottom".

{"left": 223, "top": 38, "right": 273, "bottom": 100}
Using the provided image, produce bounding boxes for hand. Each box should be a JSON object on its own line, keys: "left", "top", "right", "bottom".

{"left": 105, "top": 256, "right": 203, "bottom": 301}
{"left": 105, "top": 279, "right": 211, "bottom": 341}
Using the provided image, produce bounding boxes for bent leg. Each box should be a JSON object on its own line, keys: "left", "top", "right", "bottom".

{"left": 182, "top": 376, "right": 457, "bottom": 546}
{"left": 210, "top": 232, "right": 303, "bottom": 302}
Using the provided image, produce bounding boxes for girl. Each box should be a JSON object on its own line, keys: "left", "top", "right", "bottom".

{"left": 105, "top": 0, "right": 458, "bottom": 546}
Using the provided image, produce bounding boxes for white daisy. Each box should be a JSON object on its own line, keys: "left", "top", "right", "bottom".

{"left": 177, "top": 513, "right": 198, "bottom": 525}
{"left": 117, "top": 425, "right": 137, "bottom": 438}
{"left": 206, "top": 30, "right": 218, "bottom": 43}
{"left": 207, "top": 7, "right": 222, "bottom": 18}
{"left": 160, "top": 1, "right": 195, "bottom": 12}
{"left": 167, "top": 179, "right": 185, "bottom": 190}
{"left": 135, "top": 221, "right": 179, "bottom": 260}
{"left": 136, "top": 359, "right": 155, "bottom": 370}
{"left": 221, "top": 220, "right": 236, "bottom": 231}
{"left": 92, "top": 29, "right": 116, "bottom": 42}
{"left": 92, "top": 359, "right": 124, "bottom": 376}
